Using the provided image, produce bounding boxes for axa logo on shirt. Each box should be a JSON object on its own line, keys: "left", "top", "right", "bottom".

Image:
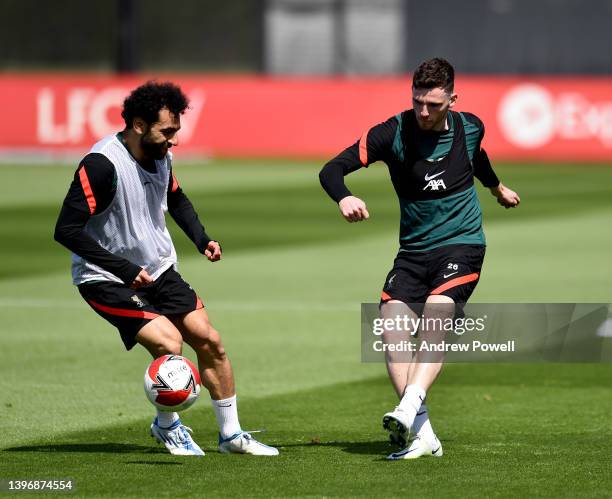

{"left": 423, "top": 170, "right": 447, "bottom": 191}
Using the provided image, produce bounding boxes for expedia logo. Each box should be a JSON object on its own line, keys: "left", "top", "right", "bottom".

{"left": 498, "top": 83, "right": 612, "bottom": 149}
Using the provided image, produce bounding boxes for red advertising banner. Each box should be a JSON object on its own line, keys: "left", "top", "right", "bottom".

{"left": 0, "top": 74, "right": 611, "bottom": 161}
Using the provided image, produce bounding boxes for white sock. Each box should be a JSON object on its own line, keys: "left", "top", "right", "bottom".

{"left": 398, "top": 384, "right": 426, "bottom": 428}
{"left": 211, "top": 395, "right": 242, "bottom": 440}
{"left": 412, "top": 403, "right": 435, "bottom": 439}
{"left": 156, "top": 410, "right": 179, "bottom": 428}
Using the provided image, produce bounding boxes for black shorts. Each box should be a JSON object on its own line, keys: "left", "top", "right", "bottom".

{"left": 78, "top": 267, "right": 204, "bottom": 350}
{"left": 381, "top": 244, "right": 485, "bottom": 307}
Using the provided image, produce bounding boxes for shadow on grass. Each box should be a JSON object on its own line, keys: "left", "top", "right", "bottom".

{"left": 279, "top": 436, "right": 452, "bottom": 458}
{"left": 280, "top": 439, "right": 392, "bottom": 456}
{"left": 3, "top": 443, "right": 166, "bottom": 454}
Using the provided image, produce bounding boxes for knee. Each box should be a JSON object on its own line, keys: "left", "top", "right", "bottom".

{"left": 425, "top": 294, "right": 455, "bottom": 318}
{"left": 426, "top": 294, "right": 455, "bottom": 305}
{"left": 156, "top": 330, "right": 183, "bottom": 356}
{"left": 137, "top": 318, "right": 184, "bottom": 357}
{"left": 195, "top": 327, "right": 226, "bottom": 360}
{"left": 380, "top": 300, "right": 408, "bottom": 320}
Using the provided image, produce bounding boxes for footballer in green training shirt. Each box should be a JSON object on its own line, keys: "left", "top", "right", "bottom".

{"left": 319, "top": 58, "right": 520, "bottom": 460}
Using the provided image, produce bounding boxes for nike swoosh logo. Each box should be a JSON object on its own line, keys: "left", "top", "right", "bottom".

{"left": 443, "top": 272, "right": 458, "bottom": 278}
{"left": 218, "top": 404, "right": 232, "bottom": 408}
{"left": 424, "top": 170, "right": 445, "bottom": 181}
{"left": 431, "top": 446, "right": 441, "bottom": 454}
{"left": 392, "top": 448, "right": 417, "bottom": 458}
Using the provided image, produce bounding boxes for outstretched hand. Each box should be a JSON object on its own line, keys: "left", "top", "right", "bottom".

{"left": 490, "top": 183, "right": 520, "bottom": 209}
{"left": 339, "top": 195, "right": 370, "bottom": 223}
{"left": 204, "top": 240, "right": 222, "bottom": 262}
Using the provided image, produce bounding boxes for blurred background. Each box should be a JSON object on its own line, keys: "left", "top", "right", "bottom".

{"left": 1, "top": 0, "right": 612, "bottom": 161}
{"left": 3, "top": 0, "right": 612, "bottom": 74}
{"left": 1, "top": 2, "right": 611, "bottom": 493}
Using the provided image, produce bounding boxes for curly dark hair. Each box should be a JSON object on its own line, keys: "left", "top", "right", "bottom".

{"left": 121, "top": 81, "right": 189, "bottom": 128}
{"left": 412, "top": 58, "right": 455, "bottom": 93}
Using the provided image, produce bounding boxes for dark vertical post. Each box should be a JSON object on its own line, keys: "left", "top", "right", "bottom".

{"left": 402, "top": 0, "right": 411, "bottom": 73}
{"left": 332, "top": 0, "right": 346, "bottom": 75}
{"left": 116, "top": 0, "right": 138, "bottom": 73}
{"left": 257, "top": 0, "right": 267, "bottom": 73}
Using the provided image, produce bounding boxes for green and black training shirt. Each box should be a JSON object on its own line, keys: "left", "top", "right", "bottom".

{"left": 319, "top": 110, "right": 500, "bottom": 252}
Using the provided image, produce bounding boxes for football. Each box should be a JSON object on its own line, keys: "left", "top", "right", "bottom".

{"left": 144, "top": 355, "right": 201, "bottom": 412}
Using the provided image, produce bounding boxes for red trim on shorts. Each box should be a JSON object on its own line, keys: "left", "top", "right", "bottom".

{"left": 430, "top": 273, "right": 480, "bottom": 296}
{"left": 171, "top": 173, "right": 179, "bottom": 192}
{"left": 79, "top": 166, "right": 97, "bottom": 214}
{"left": 359, "top": 129, "right": 369, "bottom": 165}
{"left": 381, "top": 291, "right": 393, "bottom": 302}
{"left": 195, "top": 296, "right": 204, "bottom": 309}
{"left": 87, "top": 300, "right": 160, "bottom": 320}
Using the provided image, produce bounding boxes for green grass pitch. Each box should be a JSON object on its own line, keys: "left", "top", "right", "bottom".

{"left": 1, "top": 160, "right": 611, "bottom": 497}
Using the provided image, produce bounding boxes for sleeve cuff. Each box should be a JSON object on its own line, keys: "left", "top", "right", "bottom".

{"left": 117, "top": 263, "right": 142, "bottom": 285}
{"left": 199, "top": 236, "right": 212, "bottom": 254}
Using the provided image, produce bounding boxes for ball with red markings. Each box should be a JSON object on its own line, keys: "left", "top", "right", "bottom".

{"left": 144, "top": 355, "right": 201, "bottom": 412}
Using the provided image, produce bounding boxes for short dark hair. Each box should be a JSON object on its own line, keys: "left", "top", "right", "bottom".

{"left": 121, "top": 81, "right": 189, "bottom": 128}
{"left": 412, "top": 58, "right": 455, "bottom": 93}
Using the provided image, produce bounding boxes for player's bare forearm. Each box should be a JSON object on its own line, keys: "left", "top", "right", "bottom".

{"left": 489, "top": 182, "right": 520, "bottom": 209}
